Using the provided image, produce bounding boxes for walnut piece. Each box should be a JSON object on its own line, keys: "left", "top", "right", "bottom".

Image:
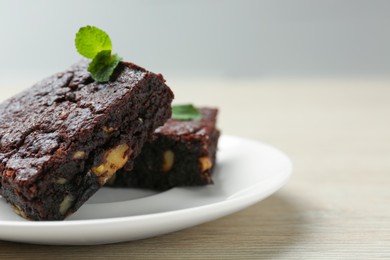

{"left": 199, "top": 156, "right": 212, "bottom": 172}
{"left": 91, "top": 143, "right": 131, "bottom": 185}
{"left": 55, "top": 177, "right": 67, "bottom": 184}
{"left": 162, "top": 150, "right": 175, "bottom": 172}
{"left": 12, "top": 204, "right": 27, "bottom": 219}
{"left": 102, "top": 126, "right": 117, "bottom": 134}
{"left": 59, "top": 194, "right": 75, "bottom": 215}
{"left": 72, "top": 150, "right": 86, "bottom": 159}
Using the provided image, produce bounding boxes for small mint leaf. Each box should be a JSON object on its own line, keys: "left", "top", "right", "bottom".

{"left": 75, "top": 26, "right": 112, "bottom": 59}
{"left": 88, "top": 50, "right": 122, "bottom": 83}
{"left": 172, "top": 104, "right": 202, "bottom": 121}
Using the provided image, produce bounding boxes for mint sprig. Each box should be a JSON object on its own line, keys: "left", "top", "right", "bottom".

{"left": 88, "top": 50, "right": 122, "bottom": 83}
{"left": 75, "top": 26, "right": 122, "bottom": 83}
{"left": 172, "top": 104, "right": 202, "bottom": 121}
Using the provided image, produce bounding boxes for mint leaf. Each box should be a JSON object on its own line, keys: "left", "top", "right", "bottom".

{"left": 75, "top": 25, "right": 123, "bottom": 83}
{"left": 88, "top": 50, "right": 122, "bottom": 83}
{"left": 172, "top": 104, "right": 202, "bottom": 121}
{"left": 75, "top": 26, "right": 112, "bottom": 59}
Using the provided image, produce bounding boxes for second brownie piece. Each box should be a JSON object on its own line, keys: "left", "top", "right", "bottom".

{"left": 0, "top": 60, "right": 173, "bottom": 220}
{"left": 110, "top": 108, "right": 220, "bottom": 190}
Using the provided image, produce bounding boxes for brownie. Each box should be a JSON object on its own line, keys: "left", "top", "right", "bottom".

{"left": 109, "top": 108, "right": 220, "bottom": 190}
{"left": 0, "top": 60, "right": 174, "bottom": 220}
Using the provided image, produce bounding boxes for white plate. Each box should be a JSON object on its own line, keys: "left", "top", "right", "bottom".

{"left": 0, "top": 135, "right": 292, "bottom": 245}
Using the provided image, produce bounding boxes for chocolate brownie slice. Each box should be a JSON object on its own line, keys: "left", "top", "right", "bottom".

{"left": 110, "top": 108, "right": 220, "bottom": 190}
{"left": 0, "top": 60, "right": 173, "bottom": 220}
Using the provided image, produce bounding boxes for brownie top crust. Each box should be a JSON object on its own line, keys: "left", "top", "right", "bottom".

{"left": 155, "top": 108, "right": 218, "bottom": 137}
{"left": 0, "top": 60, "right": 167, "bottom": 182}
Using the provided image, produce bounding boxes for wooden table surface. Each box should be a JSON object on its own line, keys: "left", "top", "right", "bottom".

{"left": 0, "top": 79, "right": 389, "bottom": 259}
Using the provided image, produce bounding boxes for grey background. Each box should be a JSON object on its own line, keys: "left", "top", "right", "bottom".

{"left": 0, "top": 0, "right": 389, "bottom": 82}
